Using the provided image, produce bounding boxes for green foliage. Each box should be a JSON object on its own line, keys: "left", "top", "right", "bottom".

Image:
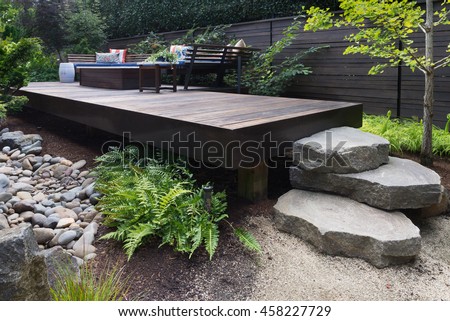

{"left": 28, "top": 53, "right": 59, "bottom": 82}
{"left": 64, "top": 1, "right": 107, "bottom": 53}
{"left": 97, "top": 0, "right": 339, "bottom": 38}
{"left": 242, "top": 16, "right": 325, "bottom": 96}
{"left": 0, "top": 1, "right": 42, "bottom": 120}
{"left": 95, "top": 147, "right": 260, "bottom": 260}
{"left": 172, "top": 25, "right": 234, "bottom": 45}
{"left": 34, "top": 0, "right": 67, "bottom": 56}
{"left": 361, "top": 112, "right": 450, "bottom": 157}
{"left": 304, "top": 0, "right": 450, "bottom": 74}
{"left": 50, "top": 262, "right": 130, "bottom": 301}
{"left": 128, "top": 32, "right": 167, "bottom": 54}
{"left": 145, "top": 48, "right": 178, "bottom": 64}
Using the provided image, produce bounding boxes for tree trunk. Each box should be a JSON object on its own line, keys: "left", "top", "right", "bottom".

{"left": 421, "top": 71, "right": 434, "bottom": 166}
{"left": 420, "top": 0, "right": 434, "bottom": 166}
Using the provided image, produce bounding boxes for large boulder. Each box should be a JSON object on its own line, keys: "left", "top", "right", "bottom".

{"left": 0, "top": 225, "right": 51, "bottom": 300}
{"left": 274, "top": 189, "right": 421, "bottom": 268}
{"left": 38, "top": 246, "right": 80, "bottom": 289}
{"left": 0, "top": 131, "right": 43, "bottom": 150}
{"left": 290, "top": 157, "right": 442, "bottom": 210}
{"left": 293, "top": 126, "right": 389, "bottom": 173}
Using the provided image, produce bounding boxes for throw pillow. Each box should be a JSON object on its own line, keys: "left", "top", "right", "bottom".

{"left": 109, "top": 48, "right": 127, "bottom": 63}
{"left": 96, "top": 52, "right": 120, "bottom": 63}
{"left": 169, "top": 45, "right": 192, "bottom": 61}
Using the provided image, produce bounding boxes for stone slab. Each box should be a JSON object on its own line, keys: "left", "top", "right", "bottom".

{"left": 273, "top": 189, "right": 421, "bottom": 268}
{"left": 293, "top": 126, "right": 389, "bottom": 173}
{"left": 290, "top": 157, "right": 442, "bottom": 210}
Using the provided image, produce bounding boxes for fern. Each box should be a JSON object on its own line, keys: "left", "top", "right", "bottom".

{"left": 203, "top": 223, "right": 219, "bottom": 260}
{"left": 123, "top": 223, "right": 156, "bottom": 259}
{"left": 234, "top": 228, "right": 262, "bottom": 254}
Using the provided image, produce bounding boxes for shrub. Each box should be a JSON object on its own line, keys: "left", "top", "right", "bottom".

{"left": 0, "top": 2, "right": 42, "bottom": 120}
{"left": 172, "top": 25, "right": 234, "bottom": 46}
{"left": 361, "top": 111, "right": 450, "bottom": 157}
{"left": 128, "top": 32, "right": 167, "bottom": 54}
{"left": 94, "top": 147, "right": 261, "bottom": 260}
{"left": 28, "top": 54, "right": 59, "bottom": 82}
{"left": 241, "top": 15, "right": 325, "bottom": 96}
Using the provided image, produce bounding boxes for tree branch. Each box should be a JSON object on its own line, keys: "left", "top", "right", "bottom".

{"left": 418, "top": 23, "right": 427, "bottom": 34}
{"left": 435, "top": 55, "right": 450, "bottom": 69}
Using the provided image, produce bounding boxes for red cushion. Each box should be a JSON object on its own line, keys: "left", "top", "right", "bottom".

{"left": 109, "top": 49, "right": 127, "bottom": 63}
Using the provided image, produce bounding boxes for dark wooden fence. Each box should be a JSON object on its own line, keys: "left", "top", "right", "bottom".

{"left": 108, "top": 16, "right": 450, "bottom": 127}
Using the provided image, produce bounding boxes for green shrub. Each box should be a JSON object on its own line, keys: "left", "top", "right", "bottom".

{"left": 128, "top": 32, "right": 167, "bottom": 54}
{"left": 172, "top": 25, "right": 234, "bottom": 46}
{"left": 28, "top": 54, "right": 59, "bottom": 82}
{"left": 94, "top": 147, "right": 261, "bottom": 260}
{"left": 241, "top": 16, "right": 325, "bottom": 96}
{"left": 361, "top": 111, "right": 450, "bottom": 157}
{"left": 50, "top": 262, "right": 130, "bottom": 301}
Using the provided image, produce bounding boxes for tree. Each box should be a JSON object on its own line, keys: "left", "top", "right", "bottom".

{"left": 0, "top": 0, "right": 42, "bottom": 120}
{"left": 304, "top": 0, "right": 450, "bottom": 166}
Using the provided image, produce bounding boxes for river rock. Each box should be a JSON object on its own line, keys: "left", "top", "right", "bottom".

{"left": 0, "top": 174, "right": 9, "bottom": 192}
{"left": 293, "top": 126, "right": 390, "bottom": 173}
{"left": 13, "top": 200, "right": 35, "bottom": 213}
{"left": 61, "top": 190, "right": 76, "bottom": 202}
{"left": 33, "top": 227, "right": 55, "bottom": 245}
{"left": 290, "top": 157, "right": 442, "bottom": 210}
{"left": 274, "top": 189, "right": 421, "bottom": 268}
{"left": 0, "top": 225, "right": 51, "bottom": 300}
{"left": 58, "top": 230, "right": 77, "bottom": 245}
{"left": 71, "top": 160, "right": 87, "bottom": 170}
{"left": 0, "top": 192, "right": 12, "bottom": 203}
{"left": 0, "top": 214, "right": 9, "bottom": 229}
{"left": 56, "top": 217, "right": 75, "bottom": 228}
{"left": 44, "top": 215, "right": 60, "bottom": 229}
{"left": 31, "top": 213, "right": 47, "bottom": 227}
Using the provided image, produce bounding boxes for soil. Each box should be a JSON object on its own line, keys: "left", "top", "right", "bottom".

{"left": 5, "top": 107, "right": 450, "bottom": 301}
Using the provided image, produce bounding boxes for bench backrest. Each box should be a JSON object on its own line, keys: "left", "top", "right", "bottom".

{"left": 67, "top": 53, "right": 150, "bottom": 63}
{"left": 185, "top": 44, "right": 260, "bottom": 65}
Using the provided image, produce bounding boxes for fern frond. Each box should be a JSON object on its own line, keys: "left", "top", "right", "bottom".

{"left": 234, "top": 228, "right": 262, "bottom": 254}
{"left": 203, "top": 223, "right": 219, "bottom": 260}
{"left": 123, "top": 223, "right": 155, "bottom": 260}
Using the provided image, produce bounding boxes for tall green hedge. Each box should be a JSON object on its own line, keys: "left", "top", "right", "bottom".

{"left": 98, "top": 0, "right": 339, "bottom": 38}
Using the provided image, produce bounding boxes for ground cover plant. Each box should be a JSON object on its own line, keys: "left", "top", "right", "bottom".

{"left": 361, "top": 111, "right": 450, "bottom": 157}
{"left": 94, "top": 147, "right": 261, "bottom": 260}
{"left": 50, "top": 262, "right": 130, "bottom": 301}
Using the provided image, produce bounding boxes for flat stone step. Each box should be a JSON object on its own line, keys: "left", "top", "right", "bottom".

{"left": 293, "top": 126, "right": 389, "bottom": 173}
{"left": 273, "top": 189, "right": 421, "bottom": 268}
{"left": 291, "top": 157, "right": 442, "bottom": 210}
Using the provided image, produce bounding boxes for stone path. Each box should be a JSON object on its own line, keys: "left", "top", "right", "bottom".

{"left": 276, "top": 126, "right": 449, "bottom": 267}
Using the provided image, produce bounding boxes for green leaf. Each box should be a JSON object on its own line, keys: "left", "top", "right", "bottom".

{"left": 234, "top": 228, "right": 262, "bottom": 254}
{"left": 203, "top": 223, "right": 219, "bottom": 260}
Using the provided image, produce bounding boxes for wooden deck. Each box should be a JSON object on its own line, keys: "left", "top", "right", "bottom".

{"left": 18, "top": 82, "right": 363, "bottom": 200}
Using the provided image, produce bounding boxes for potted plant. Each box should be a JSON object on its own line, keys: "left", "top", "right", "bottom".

{"left": 144, "top": 49, "right": 178, "bottom": 64}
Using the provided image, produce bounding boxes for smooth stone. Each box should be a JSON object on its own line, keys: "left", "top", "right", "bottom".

{"left": 66, "top": 240, "right": 76, "bottom": 249}
{"left": 17, "top": 191, "right": 32, "bottom": 200}
{"left": 290, "top": 157, "right": 442, "bottom": 210}
{"left": 10, "top": 182, "right": 34, "bottom": 193}
{"left": 19, "top": 211, "right": 34, "bottom": 222}
{"left": 44, "top": 208, "right": 55, "bottom": 217}
{"left": 71, "top": 160, "right": 87, "bottom": 170}
{"left": 52, "top": 164, "right": 69, "bottom": 179}
{"left": 57, "top": 230, "right": 77, "bottom": 246}
{"left": 41, "top": 199, "right": 55, "bottom": 207}
{"left": 43, "top": 215, "right": 60, "bottom": 229}
{"left": 72, "top": 207, "right": 83, "bottom": 215}
{"left": 31, "top": 213, "right": 47, "bottom": 227}
{"left": 60, "top": 191, "right": 76, "bottom": 202}
{"left": 89, "top": 193, "right": 101, "bottom": 205}
{"left": 21, "top": 170, "right": 32, "bottom": 177}
{"left": 84, "top": 183, "right": 95, "bottom": 197}
{"left": 10, "top": 150, "right": 21, "bottom": 160}
{"left": 274, "top": 189, "right": 421, "bottom": 268}
{"left": 84, "top": 253, "right": 96, "bottom": 261}
{"left": 33, "top": 203, "right": 47, "bottom": 214}
{"left": 53, "top": 207, "right": 78, "bottom": 220}
{"left": 2, "top": 146, "right": 10, "bottom": 153}
{"left": 0, "top": 213, "right": 9, "bottom": 229}
{"left": 22, "top": 141, "right": 42, "bottom": 155}
{"left": 84, "top": 222, "right": 98, "bottom": 235}
{"left": 65, "top": 200, "right": 80, "bottom": 209}
{"left": 0, "top": 192, "right": 12, "bottom": 203}
{"left": 47, "top": 229, "right": 65, "bottom": 248}
{"left": 50, "top": 157, "right": 61, "bottom": 164}
{"left": 73, "top": 244, "right": 96, "bottom": 259}
{"left": 0, "top": 167, "right": 14, "bottom": 175}
{"left": 56, "top": 217, "right": 75, "bottom": 228}
{"left": 79, "top": 222, "right": 89, "bottom": 228}
{"left": 83, "top": 211, "right": 99, "bottom": 223}
{"left": 60, "top": 159, "right": 73, "bottom": 167}
{"left": 32, "top": 192, "right": 46, "bottom": 202}
{"left": 13, "top": 201, "right": 35, "bottom": 213}
{"left": 0, "top": 174, "right": 9, "bottom": 192}
{"left": 22, "top": 158, "right": 33, "bottom": 171}
{"left": 33, "top": 227, "right": 55, "bottom": 245}
{"left": 8, "top": 213, "right": 19, "bottom": 221}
